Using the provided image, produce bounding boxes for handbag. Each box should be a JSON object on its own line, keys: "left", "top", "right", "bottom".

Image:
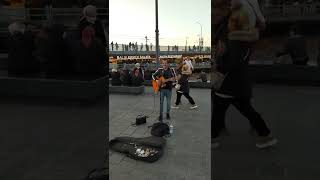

{"left": 131, "top": 115, "right": 147, "bottom": 126}
{"left": 175, "top": 83, "right": 181, "bottom": 90}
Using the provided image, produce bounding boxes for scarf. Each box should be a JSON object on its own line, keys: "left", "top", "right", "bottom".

{"left": 81, "top": 26, "right": 95, "bottom": 48}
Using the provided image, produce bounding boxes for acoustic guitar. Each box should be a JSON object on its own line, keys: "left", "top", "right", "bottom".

{"left": 157, "top": 76, "right": 175, "bottom": 88}
{"left": 152, "top": 73, "right": 175, "bottom": 93}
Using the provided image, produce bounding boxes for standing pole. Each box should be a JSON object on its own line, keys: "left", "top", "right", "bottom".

{"left": 185, "top": 36, "right": 188, "bottom": 51}
{"left": 155, "top": 0, "right": 160, "bottom": 64}
{"left": 196, "top": 22, "right": 203, "bottom": 48}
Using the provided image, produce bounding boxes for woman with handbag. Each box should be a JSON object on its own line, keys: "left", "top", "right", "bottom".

{"left": 172, "top": 59, "right": 198, "bottom": 109}
{"left": 212, "top": 0, "right": 277, "bottom": 149}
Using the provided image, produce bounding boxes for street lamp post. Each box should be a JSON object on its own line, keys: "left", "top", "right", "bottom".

{"left": 196, "top": 22, "right": 203, "bottom": 49}
{"left": 155, "top": 0, "right": 160, "bottom": 64}
{"left": 185, "top": 36, "right": 188, "bottom": 52}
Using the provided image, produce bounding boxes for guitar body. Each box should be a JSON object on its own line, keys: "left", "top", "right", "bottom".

{"left": 152, "top": 76, "right": 168, "bottom": 94}
{"left": 158, "top": 76, "right": 166, "bottom": 88}
{"left": 158, "top": 76, "right": 174, "bottom": 88}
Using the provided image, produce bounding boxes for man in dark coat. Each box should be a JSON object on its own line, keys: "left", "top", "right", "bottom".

{"left": 131, "top": 67, "right": 144, "bottom": 86}
{"left": 276, "top": 25, "right": 309, "bottom": 65}
{"left": 111, "top": 68, "right": 122, "bottom": 86}
{"left": 120, "top": 67, "right": 131, "bottom": 86}
{"left": 71, "top": 26, "right": 107, "bottom": 79}
{"left": 45, "top": 24, "right": 69, "bottom": 78}
{"left": 8, "top": 22, "right": 39, "bottom": 76}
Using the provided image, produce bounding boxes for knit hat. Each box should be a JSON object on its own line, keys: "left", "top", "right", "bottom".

{"left": 83, "top": 5, "right": 97, "bottom": 17}
{"left": 8, "top": 22, "right": 25, "bottom": 35}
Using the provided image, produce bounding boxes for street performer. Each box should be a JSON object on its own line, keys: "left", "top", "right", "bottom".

{"left": 152, "top": 59, "right": 177, "bottom": 122}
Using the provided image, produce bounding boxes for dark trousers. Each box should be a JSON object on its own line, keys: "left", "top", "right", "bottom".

{"left": 175, "top": 91, "right": 195, "bottom": 105}
{"left": 211, "top": 90, "right": 270, "bottom": 138}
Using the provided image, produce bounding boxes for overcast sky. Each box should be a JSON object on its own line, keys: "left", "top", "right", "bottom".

{"left": 109, "top": 0, "right": 211, "bottom": 47}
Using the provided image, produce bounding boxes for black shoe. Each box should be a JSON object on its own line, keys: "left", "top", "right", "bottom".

{"left": 248, "top": 127, "right": 257, "bottom": 136}
{"left": 220, "top": 128, "right": 230, "bottom": 137}
{"left": 166, "top": 113, "right": 171, "bottom": 120}
{"left": 159, "top": 115, "right": 163, "bottom": 122}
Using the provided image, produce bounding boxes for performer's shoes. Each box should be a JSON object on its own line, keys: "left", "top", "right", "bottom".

{"left": 220, "top": 128, "right": 230, "bottom": 137}
{"left": 212, "top": 138, "right": 220, "bottom": 149}
{"left": 256, "top": 135, "right": 277, "bottom": 149}
{"left": 190, "top": 104, "right": 198, "bottom": 109}
{"left": 166, "top": 113, "right": 171, "bottom": 120}
{"left": 171, "top": 105, "right": 180, "bottom": 109}
{"left": 248, "top": 127, "right": 257, "bottom": 137}
{"left": 158, "top": 115, "right": 163, "bottom": 122}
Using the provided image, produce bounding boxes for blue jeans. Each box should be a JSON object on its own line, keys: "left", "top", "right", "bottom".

{"left": 160, "top": 89, "right": 172, "bottom": 116}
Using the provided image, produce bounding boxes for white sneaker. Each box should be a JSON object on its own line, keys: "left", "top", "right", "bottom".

{"left": 171, "top": 105, "right": 180, "bottom": 109}
{"left": 212, "top": 138, "right": 220, "bottom": 149}
{"left": 256, "top": 135, "right": 278, "bottom": 149}
{"left": 190, "top": 105, "right": 198, "bottom": 109}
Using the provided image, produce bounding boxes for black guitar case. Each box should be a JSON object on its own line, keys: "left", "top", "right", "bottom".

{"left": 109, "top": 136, "right": 166, "bottom": 163}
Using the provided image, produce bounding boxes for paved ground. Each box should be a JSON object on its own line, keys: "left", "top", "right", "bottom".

{"left": 109, "top": 87, "right": 211, "bottom": 180}
{"left": 213, "top": 84, "right": 320, "bottom": 180}
{"left": 3, "top": 84, "right": 320, "bottom": 180}
{"left": 0, "top": 97, "right": 107, "bottom": 180}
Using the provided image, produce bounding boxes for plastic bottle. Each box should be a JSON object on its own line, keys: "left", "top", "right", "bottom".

{"left": 169, "top": 124, "right": 173, "bottom": 134}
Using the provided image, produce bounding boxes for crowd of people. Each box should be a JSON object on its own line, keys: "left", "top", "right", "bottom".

{"left": 264, "top": 0, "right": 316, "bottom": 5}
{"left": 6, "top": 5, "right": 107, "bottom": 79}
{"left": 110, "top": 63, "right": 147, "bottom": 87}
{"left": 109, "top": 41, "right": 210, "bottom": 52}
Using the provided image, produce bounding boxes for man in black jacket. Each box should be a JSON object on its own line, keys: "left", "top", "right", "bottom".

{"left": 111, "top": 68, "right": 122, "bottom": 86}
{"left": 8, "top": 22, "right": 39, "bottom": 76}
{"left": 276, "top": 25, "right": 309, "bottom": 65}
{"left": 152, "top": 59, "right": 176, "bottom": 121}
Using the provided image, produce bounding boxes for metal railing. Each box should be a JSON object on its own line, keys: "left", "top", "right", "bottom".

{"left": 110, "top": 62, "right": 211, "bottom": 71}
{"left": 109, "top": 44, "right": 211, "bottom": 53}
{"left": 0, "top": 7, "right": 108, "bottom": 26}
{"left": 263, "top": 3, "right": 320, "bottom": 20}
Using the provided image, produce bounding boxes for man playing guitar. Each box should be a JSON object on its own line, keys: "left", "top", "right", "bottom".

{"left": 152, "top": 59, "right": 177, "bottom": 121}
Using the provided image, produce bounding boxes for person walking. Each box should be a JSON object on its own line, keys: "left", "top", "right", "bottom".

{"left": 211, "top": 0, "right": 277, "bottom": 149}
{"left": 172, "top": 59, "right": 198, "bottom": 109}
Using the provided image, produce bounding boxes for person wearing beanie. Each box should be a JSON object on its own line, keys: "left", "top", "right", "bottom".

{"left": 79, "top": 5, "right": 107, "bottom": 46}
{"left": 134, "top": 63, "right": 144, "bottom": 80}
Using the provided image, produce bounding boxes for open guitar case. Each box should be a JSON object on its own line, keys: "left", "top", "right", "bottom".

{"left": 109, "top": 136, "right": 166, "bottom": 163}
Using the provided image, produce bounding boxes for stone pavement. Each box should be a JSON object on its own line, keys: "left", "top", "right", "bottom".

{"left": 213, "top": 84, "right": 320, "bottom": 180}
{"left": 0, "top": 97, "right": 107, "bottom": 180}
{"left": 109, "top": 87, "right": 211, "bottom": 180}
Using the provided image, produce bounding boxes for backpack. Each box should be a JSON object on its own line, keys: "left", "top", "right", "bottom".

{"left": 150, "top": 122, "right": 170, "bottom": 137}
